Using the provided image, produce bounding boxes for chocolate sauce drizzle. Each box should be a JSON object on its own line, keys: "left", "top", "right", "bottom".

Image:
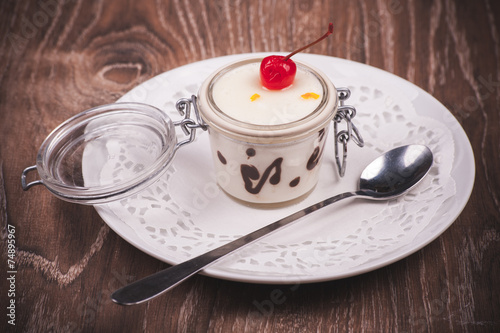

{"left": 289, "top": 177, "right": 300, "bottom": 187}
{"left": 241, "top": 158, "right": 283, "bottom": 194}
{"left": 318, "top": 128, "right": 326, "bottom": 142}
{"left": 306, "top": 147, "right": 321, "bottom": 170}
{"left": 225, "top": 128, "right": 328, "bottom": 196}
{"left": 217, "top": 151, "right": 227, "bottom": 165}
{"left": 306, "top": 129, "right": 326, "bottom": 170}
{"left": 246, "top": 148, "right": 256, "bottom": 158}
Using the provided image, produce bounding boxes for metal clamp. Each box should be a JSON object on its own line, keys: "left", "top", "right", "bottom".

{"left": 173, "top": 95, "right": 207, "bottom": 150}
{"left": 21, "top": 165, "right": 43, "bottom": 190}
{"left": 334, "top": 87, "right": 364, "bottom": 177}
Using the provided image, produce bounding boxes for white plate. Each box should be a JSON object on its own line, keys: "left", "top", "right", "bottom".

{"left": 94, "top": 53, "right": 475, "bottom": 284}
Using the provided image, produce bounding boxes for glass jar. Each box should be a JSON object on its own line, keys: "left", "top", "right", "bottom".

{"left": 197, "top": 58, "right": 338, "bottom": 205}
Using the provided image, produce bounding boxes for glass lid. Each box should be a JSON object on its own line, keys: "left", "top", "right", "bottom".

{"left": 24, "top": 103, "right": 178, "bottom": 204}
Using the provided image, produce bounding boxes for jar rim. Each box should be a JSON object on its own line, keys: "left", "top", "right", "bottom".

{"left": 197, "top": 57, "right": 338, "bottom": 143}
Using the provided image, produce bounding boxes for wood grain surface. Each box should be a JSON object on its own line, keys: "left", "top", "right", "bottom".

{"left": 1, "top": 0, "right": 499, "bottom": 332}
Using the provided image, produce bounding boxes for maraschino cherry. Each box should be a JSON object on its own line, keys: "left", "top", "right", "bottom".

{"left": 260, "top": 23, "right": 334, "bottom": 90}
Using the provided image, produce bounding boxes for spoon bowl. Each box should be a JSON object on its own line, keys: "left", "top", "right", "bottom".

{"left": 359, "top": 145, "right": 433, "bottom": 199}
{"left": 112, "top": 144, "right": 433, "bottom": 305}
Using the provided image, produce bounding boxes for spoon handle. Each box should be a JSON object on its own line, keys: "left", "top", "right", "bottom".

{"left": 112, "top": 191, "right": 361, "bottom": 305}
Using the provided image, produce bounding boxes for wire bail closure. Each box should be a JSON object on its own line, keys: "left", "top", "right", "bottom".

{"left": 173, "top": 95, "right": 207, "bottom": 151}
{"left": 334, "top": 87, "right": 364, "bottom": 177}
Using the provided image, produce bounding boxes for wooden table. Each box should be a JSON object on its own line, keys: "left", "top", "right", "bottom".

{"left": 1, "top": 0, "right": 499, "bottom": 332}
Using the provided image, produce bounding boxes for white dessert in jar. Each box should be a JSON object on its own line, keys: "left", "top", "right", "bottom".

{"left": 197, "top": 57, "right": 338, "bottom": 205}
{"left": 211, "top": 61, "right": 323, "bottom": 126}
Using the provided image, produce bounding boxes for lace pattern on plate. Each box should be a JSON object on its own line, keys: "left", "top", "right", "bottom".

{"left": 91, "top": 60, "right": 456, "bottom": 280}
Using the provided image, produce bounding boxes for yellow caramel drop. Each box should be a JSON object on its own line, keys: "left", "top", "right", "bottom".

{"left": 301, "top": 92, "right": 320, "bottom": 100}
{"left": 250, "top": 93, "right": 261, "bottom": 101}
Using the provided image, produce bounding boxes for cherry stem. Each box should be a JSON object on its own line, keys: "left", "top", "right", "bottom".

{"left": 283, "top": 23, "right": 334, "bottom": 61}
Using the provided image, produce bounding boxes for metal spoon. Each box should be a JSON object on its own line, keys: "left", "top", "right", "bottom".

{"left": 112, "top": 144, "right": 433, "bottom": 305}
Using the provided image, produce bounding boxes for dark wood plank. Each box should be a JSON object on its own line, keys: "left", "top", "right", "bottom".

{"left": 1, "top": 0, "right": 499, "bottom": 332}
